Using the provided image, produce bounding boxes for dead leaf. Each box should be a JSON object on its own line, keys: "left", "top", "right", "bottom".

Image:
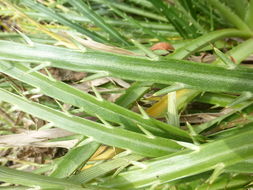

{"left": 0, "top": 128, "right": 76, "bottom": 148}
{"left": 150, "top": 42, "right": 174, "bottom": 51}
{"left": 40, "top": 68, "right": 86, "bottom": 81}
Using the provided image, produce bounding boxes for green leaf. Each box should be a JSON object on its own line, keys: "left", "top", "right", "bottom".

{"left": 68, "top": 0, "right": 130, "bottom": 45}
{"left": 0, "top": 40, "right": 252, "bottom": 93}
{"left": 226, "top": 158, "right": 253, "bottom": 173}
{"left": 50, "top": 141, "right": 100, "bottom": 178}
{"left": 93, "top": 0, "right": 168, "bottom": 42}
{"left": 153, "top": 83, "right": 190, "bottom": 96}
{"left": 0, "top": 165, "right": 83, "bottom": 189}
{"left": 228, "top": 91, "right": 253, "bottom": 107}
{"left": 147, "top": 0, "right": 202, "bottom": 38}
{"left": 197, "top": 174, "right": 253, "bottom": 190}
{"left": 115, "top": 81, "right": 152, "bottom": 108}
{"left": 213, "top": 47, "right": 237, "bottom": 69}
{"left": 127, "top": 0, "right": 153, "bottom": 9}
{"left": 194, "top": 101, "right": 253, "bottom": 133}
{"left": 245, "top": 0, "right": 253, "bottom": 30}
{"left": 196, "top": 92, "right": 237, "bottom": 107}
{"left": 96, "top": 0, "right": 167, "bottom": 22}
{"left": 169, "top": 29, "right": 251, "bottom": 59}
{"left": 174, "top": 0, "right": 206, "bottom": 34}
{"left": 214, "top": 38, "right": 253, "bottom": 66}
{"left": 0, "top": 8, "right": 174, "bottom": 31}
{"left": 0, "top": 88, "right": 183, "bottom": 157}
{"left": 0, "top": 61, "right": 189, "bottom": 140}
{"left": 100, "top": 125, "right": 253, "bottom": 188}
{"left": 130, "top": 39, "right": 159, "bottom": 60}
{"left": 71, "top": 154, "right": 143, "bottom": 184}
{"left": 223, "top": 0, "right": 248, "bottom": 19}
{"left": 21, "top": 0, "right": 108, "bottom": 43}
{"left": 209, "top": 0, "right": 251, "bottom": 32}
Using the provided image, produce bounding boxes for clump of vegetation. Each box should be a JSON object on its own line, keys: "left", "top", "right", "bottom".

{"left": 0, "top": 0, "right": 253, "bottom": 189}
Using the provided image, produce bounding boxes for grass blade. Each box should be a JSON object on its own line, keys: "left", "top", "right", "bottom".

{"left": 209, "top": 0, "right": 251, "bottom": 32}
{"left": 0, "top": 166, "right": 83, "bottom": 189}
{"left": 214, "top": 36, "right": 253, "bottom": 66}
{"left": 101, "top": 125, "right": 253, "bottom": 188}
{"left": 0, "top": 61, "right": 190, "bottom": 140}
{"left": 197, "top": 174, "right": 253, "bottom": 190}
{"left": 169, "top": 29, "right": 251, "bottom": 59}
{"left": 115, "top": 81, "right": 152, "bottom": 108}
{"left": 69, "top": 0, "right": 130, "bottom": 46}
{"left": 245, "top": 0, "right": 253, "bottom": 30}
{"left": 21, "top": 0, "right": 108, "bottom": 43}
{"left": 0, "top": 40, "right": 252, "bottom": 93}
{"left": 226, "top": 158, "right": 253, "bottom": 173}
{"left": 71, "top": 154, "right": 143, "bottom": 184}
{"left": 93, "top": 0, "right": 167, "bottom": 42}
{"left": 147, "top": 0, "right": 201, "bottom": 38}
{"left": 50, "top": 141, "right": 100, "bottom": 178}
{"left": 213, "top": 47, "right": 237, "bottom": 69}
{"left": 99, "top": 0, "right": 167, "bottom": 22}
{"left": 0, "top": 88, "right": 183, "bottom": 157}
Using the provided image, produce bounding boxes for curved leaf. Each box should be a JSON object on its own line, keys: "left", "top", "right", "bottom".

{"left": 0, "top": 61, "right": 189, "bottom": 140}
{"left": 101, "top": 125, "right": 253, "bottom": 188}
{"left": 0, "top": 88, "right": 183, "bottom": 157}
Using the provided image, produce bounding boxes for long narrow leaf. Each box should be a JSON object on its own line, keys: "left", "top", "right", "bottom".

{"left": 169, "top": 28, "right": 251, "bottom": 59}
{"left": 120, "top": 29, "right": 251, "bottom": 115}
{"left": 68, "top": 0, "right": 130, "bottom": 45}
{"left": 209, "top": 0, "right": 251, "bottom": 32}
{"left": 245, "top": 0, "right": 253, "bottom": 30}
{"left": 50, "top": 141, "right": 100, "bottom": 178}
{"left": 0, "top": 88, "right": 183, "bottom": 157}
{"left": 0, "top": 61, "right": 189, "bottom": 140}
{"left": 93, "top": 0, "right": 167, "bottom": 42}
{"left": 21, "top": 0, "right": 108, "bottom": 43}
{"left": 0, "top": 166, "right": 83, "bottom": 189}
{"left": 71, "top": 154, "right": 143, "bottom": 184}
{"left": 148, "top": 0, "right": 202, "bottom": 38}
{"left": 226, "top": 158, "right": 253, "bottom": 173}
{"left": 115, "top": 81, "right": 152, "bottom": 108}
{"left": 101, "top": 125, "right": 253, "bottom": 188}
{"left": 197, "top": 174, "right": 253, "bottom": 190}
{"left": 100, "top": 0, "right": 167, "bottom": 22}
{"left": 0, "top": 9, "right": 175, "bottom": 31}
{"left": 213, "top": 37, "right": 253, "bottom": 65}
{"left": 0, "top": 40, "right": 252, "bottom": 93}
